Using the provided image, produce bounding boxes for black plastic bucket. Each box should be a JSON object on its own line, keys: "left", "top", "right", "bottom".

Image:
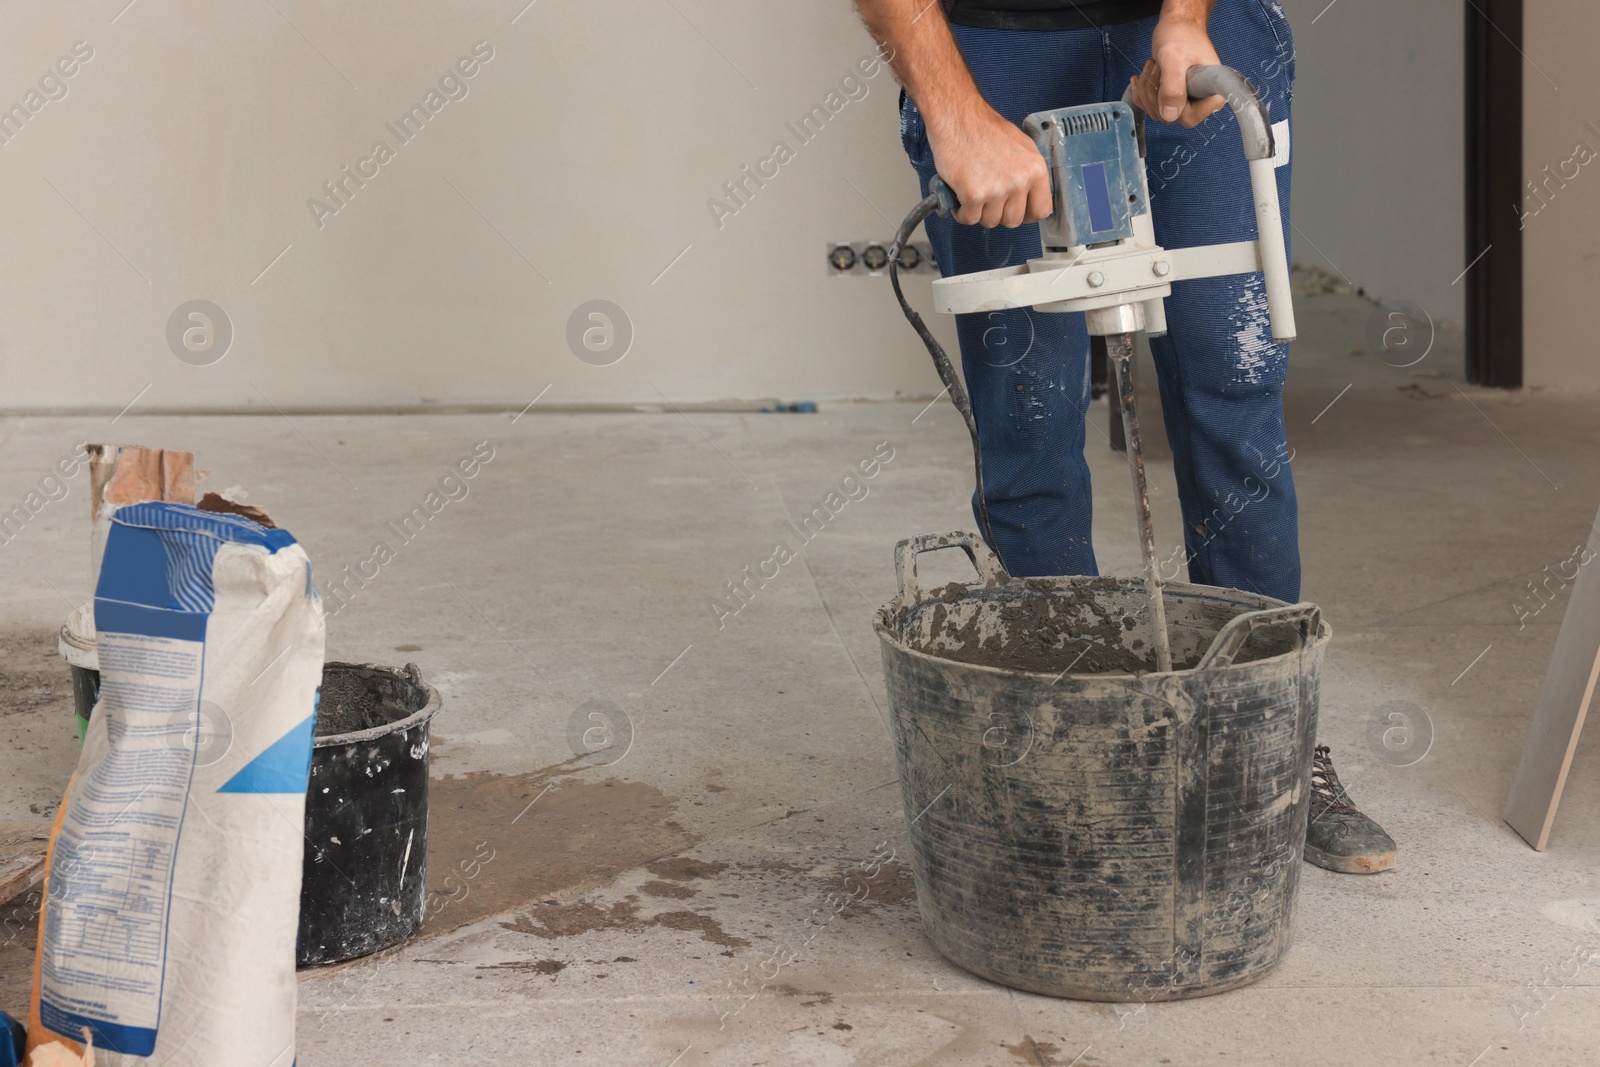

{"left": 297, "top": 661, "right": 442, "bottom": 966}
{"left": 876, "top": 532, "right": 1327, "bottom": 1001}
{"left": 57, "top": 604, "right": 99, "bottom": 743}
{"left": 55, "top": 627, "right": 441, "bottom": 965}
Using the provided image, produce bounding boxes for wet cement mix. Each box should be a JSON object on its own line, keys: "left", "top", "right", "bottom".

{"left": 890, "top": 577, "right": 1298, "bottom": 677}
{"left": 316, "top": 663, "right": 423, "bottom": 736}
{"left": 912, "top": 578, "right": 1167, "bottom": 676}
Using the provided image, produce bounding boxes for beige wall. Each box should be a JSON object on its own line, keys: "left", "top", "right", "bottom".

{"left": 1, "top": 1, "right": 1488, "bottom": 410}
{"left": 1279, "top": 0, "right": 1466, "bottom": 327}
{"left": 1522, "top": 0, "right": 1600, "bottom": 390}
{"left": 0, "top": 0, "right": 949, "bottom": 411}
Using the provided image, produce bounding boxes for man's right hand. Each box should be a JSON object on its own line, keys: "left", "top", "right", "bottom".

{"left": 925, "top": 104, "right": 1052, "bottom": 229}
{"left": 853, "top": 0, "right": 1051, "bottom": 230}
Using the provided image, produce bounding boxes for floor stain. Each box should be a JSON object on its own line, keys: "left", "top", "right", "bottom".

{"left": 646, "top": 856, "right": 728, "bottom": 881}
{"left": 422, "top": 768, "right": 696, "bottom": 936}
{"left": 503, "top": 899, "right": 637, "bottom": 938}
{"left": 379, "top": 764, "right": 913, "bottom": 955}
{"left": 0, "top": 630, "right": 78, "bottom": 1010}
{"left": 768, "top": 982, "right": 834, "bottom": 1006}
{"left": 650, "top": 909, "right": 749, "bottom": 948}
{"left": 0, "top": 630, "right": 74, "bottom": 720}
{"left": 825, "top": 860, "right": 919, "bottom": 913}
{"left": 0, "top": 891, "right": 41, "bottom": 1010}
{"left": 1002, "top": 1036, "right": 1070, "bottom": 1066}
{"left": 502, "top": 898, "right": 749, "bottom": 948}
{"left": 479, "top": 959, "right": 567, "bottom": 975}
{"left": 737, "top": 859, "right": 811, "bottom": 876}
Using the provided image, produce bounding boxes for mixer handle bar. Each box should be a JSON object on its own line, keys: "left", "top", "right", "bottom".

{"left": 1195, "top": 601, "right": 1322, "bottom": 670}
{"left": 928, "top": 174, "right": 961, "bottom": 219}
{"left": 894, "top": 531, "right": 1012, "bottom": 607}
{"left": 1122, "top": 64, "right": 1296, "bottom": 343}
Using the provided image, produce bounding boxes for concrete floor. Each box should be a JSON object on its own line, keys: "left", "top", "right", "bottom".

{"left": 4, "top": 282, "right": 1600, "bottom": 1065}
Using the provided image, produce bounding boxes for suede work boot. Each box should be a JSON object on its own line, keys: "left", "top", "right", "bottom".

{"left": 1304, "top": 744, "right": 1397, "bottom": 874}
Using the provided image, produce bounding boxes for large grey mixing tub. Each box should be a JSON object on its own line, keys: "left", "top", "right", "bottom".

{"left": 875, "top": 532, "right": 1329, "bottom": 1001}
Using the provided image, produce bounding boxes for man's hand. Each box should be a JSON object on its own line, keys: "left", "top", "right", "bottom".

{"left": 1129, "top": 1, "right": 1224, "bottom": 127}
{"left": 925, "top": 103, "right": 1051, "bottom": 229}
{"left": 854, "top": 0, "right": 1050, "bottom": 229}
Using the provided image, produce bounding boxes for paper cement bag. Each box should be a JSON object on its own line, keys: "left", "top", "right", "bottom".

{"left": 26, "top": 502, "right": 324, "bottom": 1067}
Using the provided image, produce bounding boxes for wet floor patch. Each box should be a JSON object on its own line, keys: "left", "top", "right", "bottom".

{"left": 502, "top": 897, "right": 749, "bottom": 948}
{"left": 0, "top": 629, "right": 80, "bottom": 819}
{"left": 418, "top": 765, "right": 922, "bottom": 972}
{"left": 0, "top": 630, "right": 74, "bottom": 720}
{"left": 1002, "top": 1035, "right": 1072, "bottom": 1066}
{"left": 646, "top": 857, "right": 728, "bottom": 881}
{"left": 477, "top": 958, "right": 567, "bottom": 975}
{"left": 421, "top": 767, "right": 696, "bottom": 936}
{"left": 826, "top": 860, "right": 917, "bottom": 911}
{"left": 0, "top": 889, "right": 41, "bottom": 1009}
{"left": 768, "top": 982, "right": 835, "bottom": 1006}
{"left": 0, "top": 631, "right": 79, "bottom": 1008}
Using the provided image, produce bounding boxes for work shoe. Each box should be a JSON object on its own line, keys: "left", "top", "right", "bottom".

{"left": 1304, "top": 744, "right": 1397, "bottom": 874}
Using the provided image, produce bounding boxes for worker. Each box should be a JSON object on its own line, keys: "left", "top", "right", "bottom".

{"left": 854, "top": 0, "right": 1395, "bottom": 873}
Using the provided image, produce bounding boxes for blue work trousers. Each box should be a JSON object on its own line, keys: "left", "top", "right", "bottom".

{"left": 901, "top": 0, "right": 1300, "bottom": 601}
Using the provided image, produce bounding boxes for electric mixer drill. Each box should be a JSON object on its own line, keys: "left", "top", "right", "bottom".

{"left": 888, "top": 64, "right": 1296, "bottom": 674}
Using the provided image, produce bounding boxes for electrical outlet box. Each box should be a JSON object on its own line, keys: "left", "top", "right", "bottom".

{"left": 827, "top": 240, "right": 937, "bottom": 277}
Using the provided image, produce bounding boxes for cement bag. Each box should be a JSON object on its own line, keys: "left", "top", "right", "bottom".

{"left": 26, "top": 502, "right": 324, "bottom": 1066}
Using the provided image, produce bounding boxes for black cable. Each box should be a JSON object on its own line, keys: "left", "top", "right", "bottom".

{"left": 888, "top": 194, "right": 1000, "bottom": 555}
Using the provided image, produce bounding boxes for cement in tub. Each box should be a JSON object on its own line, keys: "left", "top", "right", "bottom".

{"left": 875, "top": 532, "right": 1328, "bottom": 1001}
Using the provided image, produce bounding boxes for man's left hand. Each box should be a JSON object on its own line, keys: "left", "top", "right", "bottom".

{"left": 1129, "top": 5, "right": 1225, "bottom": 127}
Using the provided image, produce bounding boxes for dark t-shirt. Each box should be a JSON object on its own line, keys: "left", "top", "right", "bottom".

{"left": 944, "top": 0, "right": 1164, "bottom": 31}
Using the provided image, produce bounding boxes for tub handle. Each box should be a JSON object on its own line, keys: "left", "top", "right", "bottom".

{"left": 894, "top": 531, "right": 1011, "bottom": 606}
{"left": 1196, "top": 602, "right": 1321, "bottom": 669}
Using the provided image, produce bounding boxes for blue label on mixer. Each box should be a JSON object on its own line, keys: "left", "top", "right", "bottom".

{"left": 1081, "top": 162, "right": 1114, "bottom": 233}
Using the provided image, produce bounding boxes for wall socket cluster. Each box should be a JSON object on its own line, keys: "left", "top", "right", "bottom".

{"left": 827, "top": 240, "right": 937, "bottom": 277}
